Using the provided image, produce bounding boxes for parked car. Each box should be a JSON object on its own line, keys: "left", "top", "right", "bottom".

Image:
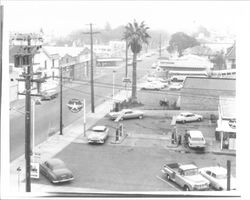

{"left": 199, "top": 166, "right": 236, "bottom": 190}
{"left": 41, "top": 89, "right": 58, "bottom": 100}
{"left": 176, "top": 112, "right": 203, "bottom": 123}
{"left": 169, "top": 83, "right": 183, "bottom": 90}
{"left": 87, "top": 125, "right": 109, "bottom": 144}
{"left": 40, "top": 158, "right": 74, "bottom": 184}
{"left": 161, "top": 163, "right": 210, "bottom": 191}
{"left": 141, "top": 82, "right": 164, "bottom": 90}
{"left": 184, "top": 130, "right": 206, "bottom": 149}
{"left": 108, "top": 109, "right": 144, "bottom": 120}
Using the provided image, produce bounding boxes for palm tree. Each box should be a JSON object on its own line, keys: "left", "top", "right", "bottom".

{"left": 123, "top": 20, "right": 150, "bottom": 102}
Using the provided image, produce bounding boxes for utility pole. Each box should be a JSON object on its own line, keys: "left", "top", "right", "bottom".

{"left": 83, "top": 23, "right": 99, "bottom": 113}
{"left": 14, "top": 33, "right": 43, "bottom": 192}
{"left": 227, "top": 160, "right": 231, "bottom": 191}
{"left": 159, "top": 34, "right": 162, "bottom": 58}
{"left": 60, "top": 65, "right": 63, "bottom": 135}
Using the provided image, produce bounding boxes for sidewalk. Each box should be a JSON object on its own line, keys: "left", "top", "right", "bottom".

{"left": 9, "top": 90, "right": 129, "bottom": 194}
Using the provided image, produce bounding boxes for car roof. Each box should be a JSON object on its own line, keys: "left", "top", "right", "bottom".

{"left": 202, "top": 166, "right": 227, "bottom": 175}
{"left": 179, "top": 164, "right": 198, "bottom": 171}
{"left": 188, "top": 130, "right": 203, "bottom": 138}
{"left": 180, "top": 112, "right": 193, "bottom": 115}
{"left": 92, "top": 126, "right": 107, "bottom": 131}
{"left": 121, "top": 109, "right": 132, "bottom": 112}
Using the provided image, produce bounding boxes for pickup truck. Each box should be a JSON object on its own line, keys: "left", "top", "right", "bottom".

{"left": 161, "top": 163, "right": 210, "bottom": 191}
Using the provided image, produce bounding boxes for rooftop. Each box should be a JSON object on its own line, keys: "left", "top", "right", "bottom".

{"left": 182, "top": 77, "right": 236, "bottom": 91}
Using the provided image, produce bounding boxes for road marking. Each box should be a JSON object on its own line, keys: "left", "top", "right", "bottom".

{"left": 156, "top": 175, "right": 180, "bottom": 191}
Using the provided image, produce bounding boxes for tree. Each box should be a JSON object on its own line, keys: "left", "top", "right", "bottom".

{"left": 168, "top": 32, "right": 200, "bottom": 57}
{"left": 210, "top": 51, "right": 226, "bottom": 70}
{"left": 123, "top": 20, "right": 150, "bottom": 102}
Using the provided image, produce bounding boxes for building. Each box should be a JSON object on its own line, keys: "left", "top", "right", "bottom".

{"left": 155, "top": 55, "right": 213, "bottom": 79}
{"left": 9, "top": 45, "right": 60, "bottom": 96}
{"left": 43, "top": 46, "right": 95, "bottom": 81}
{"left": 180, "top": 77, "right": 236, "bottom": 110}
{"left": 216, "top": 96, "right": 236, "bottom": 150}
{"left": 225, "top": 43, "right": 236, "bottom": 69}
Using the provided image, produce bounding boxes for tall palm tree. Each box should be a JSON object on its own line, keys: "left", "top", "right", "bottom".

{"left": 123, "top": 20, "right": 150, "bottom": 102}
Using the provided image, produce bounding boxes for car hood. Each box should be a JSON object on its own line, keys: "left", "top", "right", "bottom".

{"left": 53, "top": 168, "right": 73, "bottom": 177}
{"left": 185, "top": 174, "right": 209, "bottom": 185}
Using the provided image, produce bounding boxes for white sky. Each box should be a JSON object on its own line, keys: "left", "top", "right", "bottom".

{"left": 3, "top": 1, "right": 248, "bottom": 37}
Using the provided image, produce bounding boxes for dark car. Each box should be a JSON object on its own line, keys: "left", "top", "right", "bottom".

{"left": 40, "top": 158, "right": 74, "bottom": 184}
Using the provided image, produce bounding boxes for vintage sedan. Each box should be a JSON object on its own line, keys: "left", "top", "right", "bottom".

{"left": 169, "top": 83, "right": 183, "bottom": 90}
{"left": 108, "top": 109, "right": 144, "bottom": 120}
{"left": 140, "top": 82, "right": 164, "bottom": 90}
{"left": 87, "top": 125, "right": 109, "bottom": 144}
{"left": 40, "top": 158, "right": 74, "bottom": 184}
{"left": 199, "top": 166, "right": 236, "bottom": 190}
{"left": 176, "top": 112, "right": 203, "bottom": 123}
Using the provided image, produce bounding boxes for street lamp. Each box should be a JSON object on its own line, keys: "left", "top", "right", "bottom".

{"left": 112, "top": 70, "right": 116, "bottom": 100}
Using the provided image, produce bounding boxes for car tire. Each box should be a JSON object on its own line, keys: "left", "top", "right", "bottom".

{"left": 198, "top": 118, "right": 202, "bottom": 122}
{"left": 139, "top": 115, "right": 143, "bottom": 119}
{"left": 184, "top": 185, "right": 190, "bottom": 191}
{"left": 166, "top": 174, "right": 170, "bottom": 181}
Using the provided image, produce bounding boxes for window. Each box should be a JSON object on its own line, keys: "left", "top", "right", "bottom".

{"left": 44, "top": 60, "right": 47, "bottom": 69}
{"left": 206, "top": 171, "right": 211, "bottom": 176}
{"left": 52, "top": 59, "right": 55, "bottom": 67}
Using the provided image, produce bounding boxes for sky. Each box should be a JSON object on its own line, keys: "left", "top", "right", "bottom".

{"left": 4, "top": 1, "right": 247, "bottom": 37}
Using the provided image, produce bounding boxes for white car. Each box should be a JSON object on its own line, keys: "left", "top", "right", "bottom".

{"left": 87, "top": 126, "right": 109, "bottom": 144}
{"left": 141, "top": 82, "right": 164, "bottom": 90}
{"left": 176, "top": 112, "right": 203, "bottom": 123}
{"left": 108, "top": 109, "right": 144, "bottom": 120}
{"left": 169, "top": 83, "right": 183, "bottom": 90}
{"left": 199, "top": 166, "right": 236, "bottom": 190}
{"left": 185, "top": 130, "right": 206, "bottom": 149}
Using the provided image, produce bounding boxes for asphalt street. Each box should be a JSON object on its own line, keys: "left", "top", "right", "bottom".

{"left": 10, "top": 55, "right": 157, "bottom": 161}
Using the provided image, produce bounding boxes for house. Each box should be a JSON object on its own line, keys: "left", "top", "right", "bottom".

{"left": 9, "top": 45, "right": 60, "bottom": 96}
{"left": 225, "top": 43, "right": 236, "bottom": 69}
{"left": 180, "top": 77, "right": 236, "bottom": 110}
{"left": 155, "top": 55, "right": 213, "bottom": 79}
{"left": 216, "top": 96, "right": 236, "bottom": 150}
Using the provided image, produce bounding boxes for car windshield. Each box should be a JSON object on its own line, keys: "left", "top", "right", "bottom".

{"left": 93, "top": 128, "right": 106, "bottom": 132}
{"left": 185, "top": 168, "right": 198, "bottom": 176}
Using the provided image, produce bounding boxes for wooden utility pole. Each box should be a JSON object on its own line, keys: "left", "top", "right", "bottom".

{"left": 60, "top": 65, "right": 63, "bottom": 135}
{"left": 14, "top": 33, "right": 43, "bottom": 192}
{"left": 83, "top": 23, "right": 99, "bottom": 113}
{"left": 227, "top": 160, "right": 231, "bottom": 191}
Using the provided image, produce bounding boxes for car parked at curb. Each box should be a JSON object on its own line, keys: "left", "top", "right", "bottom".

{"left": 199, "top": 166, "right": 236, "bottom": 190}
{"left": 140, "top": 82, "right": 164, "bottom": 90}
{"left": 87, "top": 125, "right": 109, "bottom": 144}
{"left": 169, "top": 83, "right": 183, "bottom": 90}
{"left": 176, "top": 112, "right": 203, "bottom": 123}
{"left": 41, "top": 89, "right": 58, "bottom": 100}
{"left": 40, "top": 158, "right": 74, "bottom": 184}
{"left": 108, "top": 109, "right": 144, "bottom": 120}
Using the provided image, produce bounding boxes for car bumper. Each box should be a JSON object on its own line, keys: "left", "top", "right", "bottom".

{"left": 88, "top": 139, "right": 105, "bottom": 144}
{"left": 52, "top": 177, "right": 74, "bottom": 183}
